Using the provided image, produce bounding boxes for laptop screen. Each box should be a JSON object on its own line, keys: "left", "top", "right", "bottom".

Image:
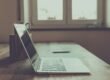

{"left": 21, "top": 31, "right": 37, "bottom": 58}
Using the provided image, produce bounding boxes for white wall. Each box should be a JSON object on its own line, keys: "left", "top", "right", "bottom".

{"left": 106, "top": 0, "right": 110, "bottom": 27}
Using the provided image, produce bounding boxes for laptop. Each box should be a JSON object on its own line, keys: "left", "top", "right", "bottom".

{"left": 14, "top": 24, "right": 90, "bottom": 74}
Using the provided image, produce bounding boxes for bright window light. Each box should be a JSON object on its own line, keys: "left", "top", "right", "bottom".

{"left": 72, "top": 0, "right": 97, "bottom": 20}
{"left": 37, "top": 0, "right": 63, "bottom": 20}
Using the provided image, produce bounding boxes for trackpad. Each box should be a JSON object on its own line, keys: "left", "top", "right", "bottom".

{"left": 63, "top": 58, "right": 90, "bottom": 73}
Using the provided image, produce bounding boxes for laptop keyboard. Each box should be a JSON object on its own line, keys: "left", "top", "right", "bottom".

{"left": 42, "top": 59, "right": 66, "bottom": 71}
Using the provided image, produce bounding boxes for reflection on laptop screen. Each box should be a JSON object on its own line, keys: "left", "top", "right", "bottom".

{"left": 21, "top": 31, "right": 36, "bottom": 59}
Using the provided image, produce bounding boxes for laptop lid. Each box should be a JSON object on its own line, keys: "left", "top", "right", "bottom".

{"left": 14, "top": 24, "right": 39, "bottom": 63}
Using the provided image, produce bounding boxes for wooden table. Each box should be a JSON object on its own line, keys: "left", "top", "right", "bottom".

{"left": 0, "top": 43, "right": 110, "bottom": 80}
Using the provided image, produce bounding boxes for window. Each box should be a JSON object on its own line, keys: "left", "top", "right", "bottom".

{"left": 29, "top": 0, "right": 104, "bottom": 28}
{"left": 31, "top": 0, "right": 65, "bottom": 25}
{"left": 37, "top": 0, "right": 63, "bottom": 20}
{"left": 72, "top": 0, "right": 97, "bottom": 20}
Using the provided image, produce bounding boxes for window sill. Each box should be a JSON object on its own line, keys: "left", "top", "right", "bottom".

{"left": 30, "top": 26, "right": 110, "bottom": 31}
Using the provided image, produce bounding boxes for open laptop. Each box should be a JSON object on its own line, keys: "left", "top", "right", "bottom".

{"left": 14, "top": 24, "right": 90, "bottom": 74}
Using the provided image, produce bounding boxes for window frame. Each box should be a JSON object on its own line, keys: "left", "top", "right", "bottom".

{"left": 30, "top": 0, "right": 67, "bottom": 25}
{"left": 28, "top": 0, "right": 105, "bottom": 28}
{"left": 68, "top": 0, "right": 104, "bottom": 25}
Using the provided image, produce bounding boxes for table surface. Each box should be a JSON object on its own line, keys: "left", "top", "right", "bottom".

{"left": 0, "top": 43, "right": 110, "bottom": 80}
